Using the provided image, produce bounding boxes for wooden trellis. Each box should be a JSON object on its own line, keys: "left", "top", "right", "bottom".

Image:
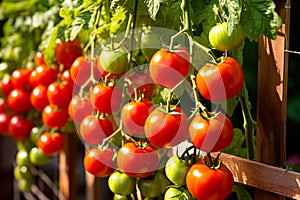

{"left": 57, "top": 0, "right": 300, "bottom": 199}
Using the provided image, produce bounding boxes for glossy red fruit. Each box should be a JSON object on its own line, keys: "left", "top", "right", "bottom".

{"left": 68, "top": 95, "right": 93, "bottom": 123}
{"left": 11, "top": 69, "right": 32, "bottom": 90}
{"left": 7, "top": 89, "right": 32, "bottom": 113}
{"left": 29, "top": 64, "right": 59, "bottom": 88}
{"left": 8, "top": 115, "right": 34, "bottom": 140}
{"left": 30, "top": 85, "right": 49, "bottom": 111}
{"left": 38, "top": 131, "right": 65, "bottom": 155}
{"left": 47, "top": 81, "right": 73, "bottom": 108}
{"left": 55, "top": 38, "right": 82, "bottom": 68}
{"left": 0, "top": 76, "right": 14, "bottom": 96}
{"left": 34, "top": 51, "right": 45, "bottom": 65}
{"left": 0, "top": 112, "right": 12, "bottom": 135}
{"left": 42, "top": 104, "right": 69, "bottom": 129}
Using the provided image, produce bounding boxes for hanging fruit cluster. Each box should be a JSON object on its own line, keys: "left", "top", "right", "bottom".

{"left": 0, "top": 0, "right": 282, "bottom": 199}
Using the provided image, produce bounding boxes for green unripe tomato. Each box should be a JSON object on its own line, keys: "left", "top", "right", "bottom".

{"left": 138, "top": 178, "right": 160, "bottom": 198}
{"left": 165, "top": 156, "right": 192, "bottom": 186}
{"left": 30, "top": 126, "right": 43, "bottom": 145}
{"left": 113, "top": 194, "right": 130, "bottom": 200}
{"left": 29, "top": 147, "right": 52, "bottom": 166}
{"left": 14, "top": 165, "right": 34, "bottom": 180}
{"left": 99, "top": 46, "right": 128, "bottom": 74}
{"left": 208, "top": 22, "right": 244, "bottom": 51}
{"left": 18, "top": 178, "right": 34, "bottom": 192}
{"left": 108, "top": 171, "right": 136, "bottom": 196}
{"left": 16, "top": 149, "right": 30, "bottom": 166}
{"left": 164, "top": 187, "right": 193, "bottom": 200}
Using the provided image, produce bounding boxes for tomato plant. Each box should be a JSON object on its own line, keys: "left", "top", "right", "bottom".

{"left": 116, "top": 142, "right": 159, "bottom": 178}
{"left": 29, "top": 64, "right": 59, "bottom": 88}
{"left": 68, "top": 95, "right": 93, "bottom": 123}
{"left": 164, "top": 187, "right": 193, "bottom": 200}
{"left": 8, "top": 115, "right": 34, "bottom": 140}
{"left": 149, "top": 47, "right": 190, "bottom": 88}
{"left": 209, "top": 22, "right": 244, "bottom": 51}
{"left": 7, "top": 89, "right": 32, "bottom": 113}
{"left": 34, "top": 51, "right": 45, "bottom": 65}
{"left": 138, "top": 178, "right": 160, "bottom": 198}
{"left": 0, "top": 112, "right": 12, "bottom": 135}
{"left": 0, "top": 76, "right": 14, "bottom": 96}
{"left": 29, "top": 147, "right": 52, "bottom": 166}
{"left": 186, "top": 159, "right": 234, "bottom": 200}
{"left": 196, "top": 57, "right": 244, "bottom": 101}
{"left": 144, "top": 105, "right": 189, "bottom": 148}
{"left": 37, "top": 131, "right": 65, "bottom": 155}
{"left": 189, "top": 112, "right": 234, "bottom": 152}
{"left": 84, "top": 147, "right": 115, "bottom": 177}
{"left": 16, "top": 149, "right": 31, "bottom": 166}
{"left": 11, "top": 69, "right": 32, "bottom": 91}
{"left": 47, "top": 81, "right": 73, "bottom": 108}
{"left": 30, "top": 85, "right": 49, "bottom": 111}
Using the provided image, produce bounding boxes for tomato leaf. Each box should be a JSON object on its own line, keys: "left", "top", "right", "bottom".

{"left": 240, "top": 0, "right": 282, "bottom": 40}
{"left": 110, "top": 7, "right": 127, "bottom": 35}
{"left": 220, "top": 0, "right": 243, "bottom": 36}
{"left": 233, "top": 183, "right": 253, "bottom": 200}
{"left": 223, "top": 128, "right": 247, "bottom": 158}
{"left": 143, "top": 0, "right": 161, "bottom": 20}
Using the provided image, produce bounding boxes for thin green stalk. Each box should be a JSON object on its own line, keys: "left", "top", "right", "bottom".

{"left": 238, "top": 84, "right": 256, "bottom": 160}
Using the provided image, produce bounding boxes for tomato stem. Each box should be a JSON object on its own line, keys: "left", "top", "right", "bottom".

{"left": 238, "top": 84, "right": 256, "bottom": 160}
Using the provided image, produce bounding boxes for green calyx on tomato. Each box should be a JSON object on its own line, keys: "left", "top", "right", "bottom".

{"left": 208, "top": 22, "right": 244, "bottom": 51}
{"left": 99, "top": 46, "right": 128, "bottom": 75}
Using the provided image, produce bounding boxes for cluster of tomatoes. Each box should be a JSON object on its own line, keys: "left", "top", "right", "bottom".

{"left": 0, "top": 38, "right": 83, "bottom": 191}
{"left": 78, "top": 25, "right": 244, "bottom": 199}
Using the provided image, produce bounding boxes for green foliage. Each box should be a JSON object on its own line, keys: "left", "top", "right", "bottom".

{"left": 223, "top": 128, "right": 248, "bottom": 158}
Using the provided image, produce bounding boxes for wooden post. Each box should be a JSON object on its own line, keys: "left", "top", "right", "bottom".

{"left": 255, "top": 0, "right": 290, "bottom": 199}
{"left": 59, "top": 132, "right": 77, "bottom": 200}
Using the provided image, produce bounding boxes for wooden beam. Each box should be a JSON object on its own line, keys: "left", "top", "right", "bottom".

{"left": 255, "top": 0, "right": 290, "bottom": 199}
{"left": 215, "top": 153, "right": 300, "bottom": 199}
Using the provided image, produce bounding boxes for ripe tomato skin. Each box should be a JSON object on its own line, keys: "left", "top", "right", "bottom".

{"left": 79, "top": 115, "right": 114, "bottom": 146}
{"left": 84, "top": 148, "right": 115, "bottom": 177}
{"left": 34, "top": 51, "right": 45, "bottom": 65}
{"left": 209, "top": 22, "right": 244, "bottom": 51}
{"left": 0, "top": 112, "right": 12, "bottom": 135}
{"left": 47, "top": 81, "right": 73, "bottom": 108}
{"left": 165, "top": 156, "right": 191, "bottom": 186}
{"left": 144, "top": 106, "right": 189, "bottom": 148}
{"left": 189, "top": 112, "right": 234, "bottom": 152}
{"left": 68, "top": 95, "right": 93, "bottom": 123}
{"left": 42, "top": 104, "right": 69, "bottom": 128}
{"left": 11, "top": 69, "right": 32, "bottom": 90}
{"left": 7, "top": 89, "right": 32, "bottom": 113}
{"left": 90, "top": 83, "right": 122, "bottom": 114}
{"left": 121, "top": 99, "right": 153, "bottom": 135}
{"left": 117, "top": 142, "right": 159, "bottom": 178}
{"left": 29, "top": 64, "right": 59, "bottom": 88}
{"left": 0, "top": 76, "right": 14, "bottom": 96}
{"left": 8, "top": 115, "right": 34, "bottom": 140}
{"left": 108, "top": 171, "right": 136, "bottom": 196}
{"left": 149, "top": 47, "right": 190, "bottom": 88}
{"left": 55, "top": 38, "right": 82, "bottom": 68}
{"left": 186, "top": 161, "right": 234, "bottom": 200}
{"left": 30, "top": 85, "right": 49, "bottom": 111}
{"left": 127, "top": 70, "right": 157, "bottom": 99}
{"left": 37, "top": 132, "right": 65, "bottom": 155}
{"left": 196, "top": 57, "right": 244, "bottom": 101}
{"left": 70, "top": 56, "right": 101, "bottom": 86}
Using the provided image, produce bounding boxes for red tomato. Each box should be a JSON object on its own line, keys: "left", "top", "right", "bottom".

{"left": 79, "top": 115, "right": 114, "bottom": 146}
{"left": 0, "top": 112, "right": 12, "bottom": 135}
{"left": 68, "top": 95, "right": 93, "bottom": 123}
{"left": 144, "top": 106, "right": 189, "bottom": 148}
{"left": 0, "top": 98, "right": 8, "bottom": 113}
{"left": 11, "top": 69, "right": 32, "bottom": 90}
{"left": 42, "top": 104, "right": 68, "bottom": 128}
{"left": 189, "top": 112, "right": 234, "bottom": 152}
{"left": 29, "top": 64, "right": 59, "bottom": 88}
{"left": 149, "top": 47, "right": 190, "bottom": 88}
{"left": 196, "top": 57, "right": 244, "bottom": 101}
{"left": 34, "top": 51, "right": 45, "bottom": 65}
{"left": 47, "top": 81, "right": 73, "bottom": 108}
{"left": 55, "top": 38, "right": 82, "bottom": 68}
{"left": 30, "top": 85, "right": 49, "bottom": 111}
{"left": 8, "top": 115, "right": 34, "bottom": 140}
{"left": 84, "top": 147, "right": 115, "bottom": 177}
{"left": 127, "top": 70, "right": 157, "bottom": 99}
{"left": 121, "top": 99, "right": 153, "bottom": 135}
{"left": 70, "top": 56, "right": 101, "bottom": 86}
{"left": 7, "top": 89, "right": 32, "bottom": 113}
{"left": 37, "top": 131, "right": 65, "bottom": 155}
{"left": 117, "top": 142, "right": 159, "bottom": 178}
{"left": 90, "top": 83, "right": 122, "bottom": 114}
{"left": 186, "top": 161, "right": 234, "bottom": 200}
{"left": 0, "top": 76, "right": 14, "bottom": 96}
{"left": 60, "top": 69, "right": 74, "bottom": 85}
